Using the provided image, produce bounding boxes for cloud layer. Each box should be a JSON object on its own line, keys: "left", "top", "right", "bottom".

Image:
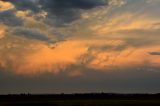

{"left": 6, "top": 0, "right": 108, "bottom": 26}
{"left": 0, "top": 0, "right": 160, "bottom": 93}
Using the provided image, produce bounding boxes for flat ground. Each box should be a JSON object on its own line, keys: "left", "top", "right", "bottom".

{"left": 0, "top": 94, "right": 160, "bottom": 106}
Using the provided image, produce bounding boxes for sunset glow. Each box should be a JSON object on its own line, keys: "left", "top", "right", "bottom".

{"left": 0, "top": 0, "right": 160, "bottom": 94}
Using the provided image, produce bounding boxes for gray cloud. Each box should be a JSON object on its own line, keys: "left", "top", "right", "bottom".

{"left": 149, "top": 52, "right": 160, "bottom": 56}
{"left": 0, "top": 10, "right": 23, "bottom": 26}
{"left": 11, "top": 27, "right": 50, "bottom": 42}
{"left": 40, "top": 0, "right": 107, "bottom": 26}
{"left": 1, "top": 64, "right": 160, "bottom": 94}
{"left": 6, "top": 0, "right": 108, "bottom": 26}
{"left": 110, "top": 28, "right": 160, "bottom": 48}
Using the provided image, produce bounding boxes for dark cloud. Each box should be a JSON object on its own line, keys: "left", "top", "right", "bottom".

{"left": 1, "top": 66, "right": 160, "bottom": 94}
{"left": 40, "top": 0, "right": 107, "bottom": 25}
{"left": 6, "top": 0, "right": 108, "bottom": 26}
{"left": 0, "top": 10, "right": 23, "bottom": 26}
{"left": 149, "top": 52, "right": 160, "bottom": 56}
{"left": 11, "top": 27, "right": 50, "bottom": 42}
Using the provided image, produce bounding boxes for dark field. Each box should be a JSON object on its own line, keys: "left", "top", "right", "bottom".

{"left": 0, "top": 93, "right": 160, "bottom": 106}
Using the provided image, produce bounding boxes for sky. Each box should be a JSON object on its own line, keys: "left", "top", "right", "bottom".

{"left": 0, "top": 0, "right": 160, "bottom": 94}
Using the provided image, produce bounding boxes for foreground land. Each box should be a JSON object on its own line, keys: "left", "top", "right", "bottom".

{"left": 0, "top": 93, "right": 160, "bottom": 106}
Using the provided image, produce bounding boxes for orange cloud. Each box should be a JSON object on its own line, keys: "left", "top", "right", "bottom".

{"left": 0, "top": 59, "right": 5, "bottom": 68}
{"left": 0, "top": 1, "right": 14, "bottom": 12}
{"left": 15, "top": 40, "right": 88, "bottom": 75}
{"left": 90, "top": 13, "right": 160, "bottom": 35}
{"left": 0, "top": 24, "right": 7, "bottom": 39}
{"left": 16, "top": 10, "right": 48, "bottom": 32}
{"left": 1, "top": 37, "right": 160, "bottom": 76}
{"left": 88, "top": 46, "right": 160, "bottom": 71}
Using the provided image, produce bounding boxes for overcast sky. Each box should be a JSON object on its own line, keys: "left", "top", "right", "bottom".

{"left": 0, "top": 0, "right": 160, "bottom": 94}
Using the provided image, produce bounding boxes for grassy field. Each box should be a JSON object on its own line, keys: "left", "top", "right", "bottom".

{"left": 0, "top": 94, "right": 160, "bottom": 106}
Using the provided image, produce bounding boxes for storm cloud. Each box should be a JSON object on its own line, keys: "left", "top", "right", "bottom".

{"left": 0, "top": 10, "right": 23, "bottom": 26}
{"left": 6, "top": 0, "right": 108, "bottom": 26}
{"left": 11, "top": 27, "right": 50, "bottom": 42}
